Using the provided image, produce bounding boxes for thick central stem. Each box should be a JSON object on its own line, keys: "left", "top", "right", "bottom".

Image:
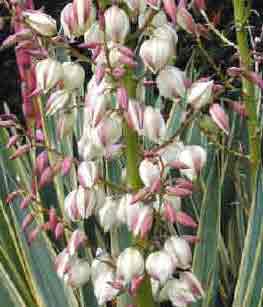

{"left": 123, "top": 77, "right": 155, "bottom": 307}
{"left": 233, "top": 0, "right": 260, "bottom": 189}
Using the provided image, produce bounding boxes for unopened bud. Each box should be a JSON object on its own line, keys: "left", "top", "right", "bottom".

{"left": 39, "top": 166, "right": 54, "bottom": 188}
{"left": 104, "top": 6, "right": 130, "bottom": 43}
{"left": 61, "top": 157, "right": 74, "bottom": 176}
{"left": 23, "top": 10, "right": 57, "bottom": 37}
{"left": 68, "top": 230, "right": 87, "bottom": 255}
{"left": 55, "top": 223, "right": 64, "bottom": 240}
{"left": 6, "top": 135, "right": 20, "bottom": 149}
{"left": 209, "top": 103, "right": 229, "bottom": 135}
{"left": 163, "top": 0, "right": 177, "bottom": 23}
{"left": 117, "top": 87, "right": 129, "bottom": 110}
{"left": 10, "top": 144, "right": 31, "bottom": 160}
{"left": 22, "top": 213, "right": 34, "bottom": 231}
{"left": 176, "top": 1, "right": 196, "bottom": 34}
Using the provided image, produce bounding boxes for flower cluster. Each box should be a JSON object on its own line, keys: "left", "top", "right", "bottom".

{"left": 3, "top": 0, "right": 234, "bottom": 306}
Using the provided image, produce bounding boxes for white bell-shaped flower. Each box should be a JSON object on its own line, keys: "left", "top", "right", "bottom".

{"left": 116, "top": 247, "right": 144, "bottom": 284}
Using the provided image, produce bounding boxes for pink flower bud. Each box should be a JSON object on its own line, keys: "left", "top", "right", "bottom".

{"left": 20, "top": 194, "right": 34, "bottom": 210}
{"left": 130, "top": 275, "right": 144, "bottom": 296}
{"left": 10, "top": 144, "right": 31, "bottom": 160}
{"left": 28, "top": 226, "right": 41, "bottom": 245}
{"left": 181, "top": 235, "right": 200, "bottom": 244}
{"left": 228, "top": 101, "right": 248, "bottom": 118}
{"left": 140, "top": 38, "right": 174, "bottom": 73}
{"left": 36, "top": 150, "right": 48, "bottom": 175}
{"left": 6, "top": 135, "right": 20, "bottom": 149}
{"left": 131, "top": 187, "right": 151, "bottom": 204}
{"left": 55, "top": 223, "right": 64, "bottom": 240}
{"left": 39, "top": 166, "right": 54, "bottom": 188}
{"left": 194, "top": 0, "right": 206, "bottom": 11}
{"left": 116, "top": 87, "right": 129, "bottom": 110}
{"left": 119, "top": 55, "right": 138, "bottom": 68}
{"left": 116, "top": 247, "right": 144, "bottom": 285}
{"left": 174, "top": 211, "right": 198, "bottom": 228}
{"left": 68, "top": 230, "right": 87, "bottom": 255}
{"left": 157, "top": 66, "right": 186, "bottom": 99}
{"left": 5, "top": 190, "right": 21, "bottom": 205}
{"left": 143, "top": 106, "right": 166, "bottom": 142}
{"left": 209, "top": 103, "right": 230, "bottom": 135}
{"left": 165, "top": 186, "right": 193, "bottom": 197}
{"left": 48, "top": 208, "right": 58, "bottom": 232}
{"left": 22, "top": 213, "right": 34, "bottom": 231}
{"left": 95, "top": 65, "right": 106, "bottom": 85}
{"left": 163, "top": 0, "right": 177, "bottom": 23}
{"left": 61, "top": 157, "right": 73, "bottom": 176}
{"left": 35, "top": 58, "right": 63, "bottom": 93}
{"left": 176, "top": 1, "right": 196, "bottom": 34}
{"left": 104, "top": 6, "right": 130, "bottom": 43}
{"left": 2, "top": 29, "right": 33, "bottom": 49}
{"left": 146, "top": 251, "right": 174, "bottom": 284}
{"left": 23, "top": 10, "right": 57, "bottom": 37}
{"left": 146, "top": 0, "right": 161, "bottom": 10}
{"left": 164, "top": 236, "right": 192, "bottom": 269}
{"left": 112, "top": 67, "right": 126, "bottom": 79}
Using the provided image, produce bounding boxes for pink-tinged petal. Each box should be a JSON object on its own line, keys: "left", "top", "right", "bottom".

{"left": 243, "top": 71, "right": 263, "bottom": 90}
{"left": 55, "top": 223, "right": 64, "bottom": 240}
{"left": 48, "top": 208, "right": 58, "bottom": 232}
{"left": 194, "top": 0, "right": 206, "bottom": 10}
{"left": 130, "top": 275, "right": 145, "bottom": 296}
{"left": 166, "top": 186, "right": 193, "bottom": 197}
{"left": 131, "top": 187, "right": 151, "bottom": 204}
{"left": 209, "top": 103, "right": 230, "bottom": 135}
{"left": 176, "top": 178, "right": 194, "bottom": 191}
{"left": 61, "top": 157, "right": 73, "bottom": 176}
{"left": 175, "top": 212, "right": 198, "bottom": 228}
{"left": 6, "top": 135, "right": 19, "bottom": 149}
{"left": 36, "top": 151, "right": 49, "bottom": 175}
{"left": 163, "top": 201, "right": 177, "bottom": 223}
{"left": 20, "top": 194, "right": 34, "bottom": 209}
{"left": 22, "top": 213, "right": 34, "bottom": 231}
{"left": 228, "top": 101, "right": 248, "bottom": 118}
{"left": 5, "top": 191, "right": 21, "bottom": 205}
{"left": 95, "top": 65, "right": 106, "bottom": 85}
{"left": 116, "top": 87, "right": 129, "bottom": 111}
{"left": 168, "top": 160, "right": 190, "bottom": 170}
{"left": 10, "top": 144, "right": 31, "bottom": 160}
{"left": 27, "top": 226, "right": 41, "bottom": 245}
{"left": 163, "top": 0, "right": 177, "bottom": 24}
{"left": 39, "top": 166, "right": 54, "bottom": 188}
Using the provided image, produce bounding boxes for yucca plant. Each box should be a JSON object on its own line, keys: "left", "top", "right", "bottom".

{"left": 0, "top": 0, "right": 262, "bottom": 307}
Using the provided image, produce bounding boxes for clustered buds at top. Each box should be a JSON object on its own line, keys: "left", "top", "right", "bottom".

{"left": 23, "top": 10, "right": 57, "bottom": 37}
{"left": 104, "top": 6, "right": 130, "bottom": 43}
